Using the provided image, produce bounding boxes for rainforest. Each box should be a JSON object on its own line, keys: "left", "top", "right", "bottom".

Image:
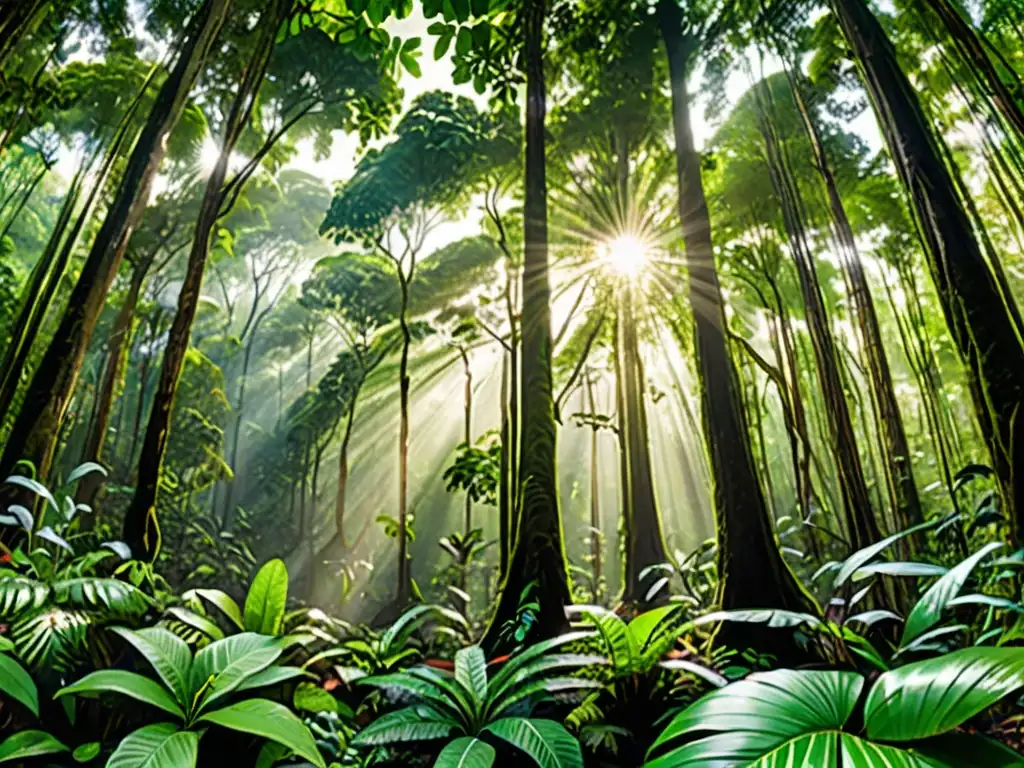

{"left": 2, "top": 0, "right": 1024, "bottom": 764}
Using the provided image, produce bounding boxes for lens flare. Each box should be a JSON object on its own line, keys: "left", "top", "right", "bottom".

{"left": 598, "top": 233, "right": 649, "bottom": 278}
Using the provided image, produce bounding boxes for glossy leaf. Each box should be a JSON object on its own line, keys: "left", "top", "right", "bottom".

{"left": 349, "top": 704, "right": 456, "bottom": 745}
{"left": 244, "top": 559, "right": 289, "bottom": 635}
{"left": 106, "top": 723, "right": 198, "bottom": 768}
{"left": 0, "top": 651, "right": 38, "bottom": 715}
{"left": 436, "top": 737, "right": 496, "bottom": 768}
{"left": 191, "top": 633, "right": 282, "bottom": 714}
{"left": 56, "top": 670, "right": 186, "bottom": 720}
{"left": 112, "top": 627, "right": 192, "bottom": 705}
{"left": 197, "top": 698, "right": 325, "bottom": 768}
{"left": 0, "top": 730, "right": 68, "bottom": 763}
{"left": 484, "top": 718, "right": 583, "bottom": 768}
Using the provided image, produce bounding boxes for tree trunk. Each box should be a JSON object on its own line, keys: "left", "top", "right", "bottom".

{"left": 832, "top": 0, "right": 1024, "bottom": 540}
{"left": 754, "top": 79, "right": 883, "bottom": 552}
{"left": 921, "top": 0, "right": 1024, "bottom": 138}
{"left": 335, "top": 379, "right": 361, "bottom": 549}
{"left": 122, "top": 0, "right": 281, "bottom": 560}
{"left": 396, "top": 271, "right": 412, "bottom": 605}
{"left": 619, "top": 283, "right": 669, "bottom": 605}
{"left": 76, "top": 256, "right": 150, "bottom": 508}
{"left": 787, "top": 69, "right": 922, "bottom": 540}
{"left": 498, "top": 351, "right": 511, "bottom": 577}
{"left": 657, "top": 0, "right": 817, "bottom": 656}
{"left": 483, "top": 0, "right": 571, "bottom": 648}
{"left": 0, "top": 0, "right": 231, "bottom": 493}
{"left": 0, "top": 0, "right": 48, "bottom": 72}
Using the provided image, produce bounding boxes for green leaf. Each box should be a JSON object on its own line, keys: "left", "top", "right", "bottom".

{"left": 73, "top": 742, "right": 101, "bottom": 762}
{"left": 484, "top": 718, "right": 582, "bottom": 768}
{"left": 647, "top": 669, "right": 863, "bottom": 767}
{"left": 436, "top": 736, "right": 496, "bottom": 768}
{"left": 5, "top": 475, "right": 58, "bottom": 512}
{"left": 198, "top": 698, "right": 325, "bottom": 768}
{"left": 187, "top": 589, "right": 244, "bottom": 630}
{"left": 838, "top": 734, "right": 920, "bottom": 767}
{"left": 865, "top": 647, "right": 1024, "bottom": 741}
{"left": 434, "top": 31, "right": 453, "bottom": 59}
{"left": 244, "top": 559, "right": 289, "bottom": 635}
{"left": 0, "top": 577, "right": 49, "bottom": 617}
{"left": 455, "top": 26, "right": 473, "bottom": 55}
{"left": 112, "top": 627, "right": 192, "bottom": 706}
{"left": 235, "top": 665, "right": 308, "bottom": 693}
{"left": 67, "top": 462, "right": 107, "bottom": 484}
{"left": 164, "top": 607, "right": 224, "bottom": 641}
{"left": 349, "top": 705, "right": 457, "bottom": 745}
{"left": 190, "top": 633, "right": 282, "bottom": 714}
{"left": 106, "top": 724, "right": 198, "bottom": 768}
{"left": 833, "top": 518, "right": 938, "bottom": 588}
{"left": 0, "top": 730, "right": 67, "bottom": 763}
{"left": 400, "top": 51, "right": 422, "bottom": 77}
{"left": 901, "top": 542, "right": 1003, "bottom": 647}
{"left": 0, "top": 651, "right": 38, "bottom": 715}
{"left": 56, "top": 670, "right": 185, "bottom": 721}
{"left": 255, "top": 741, "right": 291, "bottom": 768}
{"left": 293, "top": 681, "right": 341, "bottom": 714}
{"left": 455, "top": 645, "right": 488, "bottom": 708}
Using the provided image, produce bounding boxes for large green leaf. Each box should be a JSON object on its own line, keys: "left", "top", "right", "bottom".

{"left": 112, "top": 627, "right": 192, "bottom": 706}
{"left": 833, "top": 519, "right": 938, "bottom": 588}
{"left": 359, "top": 669, "right": 466, "bottom": 722}
{"left": 865, "top": 647, "right": 1024, "bottom": 741}
{"left": 0, "top": 730, "right": 67, "bottom": 763}
{"left": 187, "top": 588, "right": 244, "bottom": 630}
{"left": 488, "top": 632, "right": 596, "bottom": 697}
{"left": 839, "top": 734, "right": 921, "bottom": 767}
{"left": 570, "top": 606, "right": 634, "bottom": 672}
{"left": 436, "top": 737, "right": 496, "bottom": 768}
{"left": 646, "top": 669, "right": 863, "bottom": 767}
{"left": 235, "top": 665, "right": 308, "bottom": 692}
{"left": 0, "top": 651, "right": 38, "bottom": 715}
{"left": 190, "top": 632, "right": 282, "bottom": 714}
{"left": 164, "top": 607, "right": 224, "bottom": 641}
{"left": 349, "top": 704, "right": 457, "bottom": 745}
{"left": 244, "top": 559, "right": 289, "bottom": 635}
{"left": 629, "top": 605, "right": 684, "bottom": 657}
{"left": 106, "top": 723, "right": 199, "bottom": 768}
{"left": 901, "top": 542, "right": 1003, "bottom": 647}
{"left": 56, "top": 670, "right": 185, "bottom": 720}
{"left": 455, "top": 645, "right": 488, "bottom": 709}
{"left": 197, "top": 698, "right": 325, "bottom": 768}
{"left": 484, "top": 718, "right": 582, "bottom": 768}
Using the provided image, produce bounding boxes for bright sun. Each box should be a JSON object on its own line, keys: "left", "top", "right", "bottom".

{"left": 599, "top": 233, "right": 649, "bottom": 278}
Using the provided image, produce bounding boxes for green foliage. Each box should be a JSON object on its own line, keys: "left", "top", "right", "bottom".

{"left": 351, "top": 633, "right": 603, "bottom": 766}
{"left": 646, "top": 648, "right": 1024, "bottom": 766}
{"left": 444, "top": 433, "right": 502, "bottom": 507}
{"left": 56, "top": 627, "right": 323, "bottom": 767}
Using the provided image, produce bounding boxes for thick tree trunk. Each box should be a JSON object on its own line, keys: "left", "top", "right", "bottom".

{"left": 619, "top": 284, "right": 669, "bottom": 606}
{"left": 832, "top": 0, "right": 1024, "bottom": 540}
{"left": 0, "top": 0, "right": 231, "bottom": 492}
{"left": 657, "top": 0, "right": 817, "bottom": 655}
{"left": 76, "top": 257, "right": 150, "bottom": 508}
{"left": 123, "top": 0, "right": 281, "bottom": 560}
{"left": 498, "top": 351, "right": 511, "bottom": 577}
{"left": 484, "top": 0, "right": 571, "bottom": 648}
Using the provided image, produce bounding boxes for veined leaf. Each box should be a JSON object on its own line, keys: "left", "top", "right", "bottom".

{"left": 484, "top": 718, "right": 583, "bottom": 768}
{"left": 455, "top": 645, "right": 488, "bottom": 708}
{"left": 436, "top": 736, "right": 496, "bottom": 768}
{"left": 56, "top": 670, "right": 185, "bottom": 720}
{"left": 0, "top": 652, "right": 38, "bottom": 715}
{"left": 190, "top": 633, "right": 282, "bottom": 714}
{"left": 244, "top": 559, "right": 289, "bottom": 635}
{"left": 112, "top": 628, "right": 192, "bottom": 706}
{"left": 198, "top": 698, "right": 325, "bottom": 768}
{"left": 0, "top": 730, "right": 68, "bottom": 763}
{"left": 349, "top": 704, "right": 457, "bottom": 745}
{"left": 106, "top": 723, "right": 198, "bottom": 768}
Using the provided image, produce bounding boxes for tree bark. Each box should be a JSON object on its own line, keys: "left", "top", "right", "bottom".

{"left": 657, "top": 0, "right": 817, "bottom": 656}
{"left": 832, "top": 0, "right": 1024, "bottom": 540}
{"left": 335, "top": 377, "right": 362, "bottom": 549}
{"left": 619, "top": 283, "right": 670, "bottom": 605}
{"left": 123, "top": 0, "right": 282, "bottom": 560}
{"left": 396, "top": 269, "right": 412, "bottom": 604}
{"left": 76, "top": 256, "right": 151, "bottom": 508}
{"left": 0, "top": 0, "right": 231, "bottom": 493}
{"left": 0, "top": 0, "right": 48, "bottom": 72}
{"left": 484, "top": 0, "right": 571, "bottom": 648}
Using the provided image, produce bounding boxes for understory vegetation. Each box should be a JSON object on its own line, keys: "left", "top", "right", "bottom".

{"left": 3, "top": 0, "right": 1024, "bottom": 764}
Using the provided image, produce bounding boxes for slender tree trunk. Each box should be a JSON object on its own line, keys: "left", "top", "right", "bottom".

{"left": 585, "top": 372, "right": 602, "bottom": 597}
{"left": 0, "top": 0, "right": 48, "bottom": 72}
{"left": 335, "top": 379, "right": 361, "bottom": 549}
{"left": 0, "top": 0, "right": 231, "bottom": 494}
{"left": 396, "top": 271, "right": 413, "bottom": 604}
{"left": 123, "top": 0, "right": 281, "bottom": 560}
{"left": 619, "top": 283, "right": 670, "bottom": 605}
{"left": 461, "top": 348, "right": 473, "bottom": 536}
{"left": 832, "top": 0, "right": 1024, "bottom": 540}
{"left": 657, "top": 0, "right": 817, "bottom": 656}
{"left": 754, "top": 80, "right": 883, "bottom": 551}
{"left": 921, "top": 0, "right": 1024, "bottom": 138}
{"left": 76, "top": 257, "right": 150, "bottom": 508}
{"left": 484, "top": 0, "right": 571, "bottom": 648}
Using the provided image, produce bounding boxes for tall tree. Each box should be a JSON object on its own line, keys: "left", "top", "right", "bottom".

{"left": 656, "top": 0, "right": 818, "bottom": 652}
{"left": 0, "top": 0, "right": 230, "bottom": 492}
{"left": 828, "top": 0, "right": 1024, "bottom": 539}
